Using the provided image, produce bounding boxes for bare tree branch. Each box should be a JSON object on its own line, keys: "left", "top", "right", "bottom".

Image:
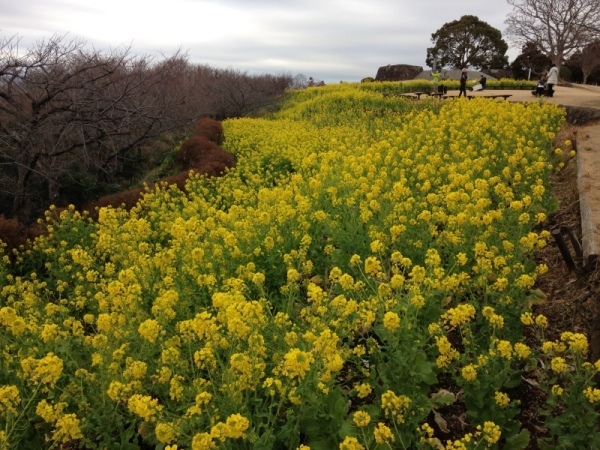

{"left": 0, "top": 35, "right": 194, "bottom": 220}
{"left": 505, "top": 0, "right": 600, "bottom": 67}
{"left": 0, "top": 34, "right": 293, "bottom": 222}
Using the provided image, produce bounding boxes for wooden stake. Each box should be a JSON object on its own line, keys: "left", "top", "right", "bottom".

{"left": 552, "top": 228, "right": 576, "bottom": 271}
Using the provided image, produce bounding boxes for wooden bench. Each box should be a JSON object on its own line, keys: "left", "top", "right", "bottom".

{"left": 397, "top": 93, "right": 418, "bottom": 100}
{"left": 398, "top": 92, "right": 445, "bottom": 100}
{"left": 480, "top": 94, "right": 512, "bottom": 100}
{"left": 412, "top": 91, "right": 428, "bottom": 99}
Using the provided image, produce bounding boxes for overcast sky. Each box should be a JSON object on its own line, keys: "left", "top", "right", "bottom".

{"left": 2, "top": 0, "right": 519, "bottom": 83}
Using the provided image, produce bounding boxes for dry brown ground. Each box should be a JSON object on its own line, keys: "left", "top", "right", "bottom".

{"left": 483, "top": 85, "right": 600, "bottom": 447}
{"left": 432, "top": 84, "right": 600, "bottom": 447}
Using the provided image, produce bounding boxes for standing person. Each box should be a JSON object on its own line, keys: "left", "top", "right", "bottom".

{"left": 458, "top": 68, "right": 468, "bottom": 98}
{"left": 546, "top": 64, "right": 559, "bottom": 97}
{"left": 431, "top": 70, "right": 441, "bottom": 94}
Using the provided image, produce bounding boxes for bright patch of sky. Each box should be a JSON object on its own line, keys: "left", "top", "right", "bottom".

{"left": 2, "top": 0, "right": 519, "bottom": 83}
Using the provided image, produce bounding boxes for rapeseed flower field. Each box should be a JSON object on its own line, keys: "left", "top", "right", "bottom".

{"left": 0, "top": 82, "right": 598, "bottom": 449}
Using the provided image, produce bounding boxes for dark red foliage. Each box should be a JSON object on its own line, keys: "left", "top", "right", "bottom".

{"left": 85, "top": 188, "right": 145, "bottom": 220}
{"left": 176, "top": 136, "right": 216, "bottom": 169}
{"left": 194, "top": 118, "right": 224, "bottom": 144}
{"left": 0, "top": 215, "right": 23, "bottom": 250}
{"left": 152, "top": 172, "right": 190, "bottom": 191}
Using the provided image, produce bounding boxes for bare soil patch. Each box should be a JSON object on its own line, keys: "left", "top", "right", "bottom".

{"left": 505, "top": 85, "right": 600, "bottom": 447}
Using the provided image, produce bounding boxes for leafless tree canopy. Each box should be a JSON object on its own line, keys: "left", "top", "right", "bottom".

{"left": 505, "top": 0, "right": 600, "bottom": 67}
{"left": 570, "top": 40, "right": 600, "bottom": 84}
{"left": 0, "top": 34, "right": 293, "bottom": 222}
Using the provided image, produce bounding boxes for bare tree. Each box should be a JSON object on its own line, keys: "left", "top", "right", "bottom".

{"left": 505, "top": 0, "right": 600, "bottom": 68}
{"left": 0, "top": 34, "right": 296, "bottom": 222}
{"left": 291, "top": 74, "right": 309, "bottom": 90}
{"left": 570, "top": 40, "right": 600, "bottom": 84}
{"left": 0, "top": 34, "right": 194, "bottom": 221}
{"left": 196, "top": 68, "right": 292, "bottom": 119}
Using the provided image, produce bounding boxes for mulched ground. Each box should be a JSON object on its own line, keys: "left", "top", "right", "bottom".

{"left": 517, "top": 126, "right": 600, "bottom": 448}
{"left": 435, "top": 124, "right": 600, "bottom": 449}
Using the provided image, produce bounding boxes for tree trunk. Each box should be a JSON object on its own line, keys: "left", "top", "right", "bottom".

{"left": 12, "top": 166, "right": 29, "bottom": 221}
{"left": 11, "top": 153, "right": 41, "bottom": 223}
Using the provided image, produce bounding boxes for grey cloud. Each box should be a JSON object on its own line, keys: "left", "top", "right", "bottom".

{"left": 2, "top": 0, "right": 517, "bottom": 83}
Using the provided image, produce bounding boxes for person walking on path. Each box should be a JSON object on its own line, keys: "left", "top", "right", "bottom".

{"left": 458, "top": 68, "right": 468, "bottom": 98}
{"left": 546, "top": 64, "right": 559, "bottom": 97}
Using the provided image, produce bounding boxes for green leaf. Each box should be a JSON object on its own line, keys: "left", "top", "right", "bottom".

{"left": 362, "top": 404, "right": 382, "bottom": 421}
{"left": 526, "top": 288, "right": 547, "bottom": 307}
{"left": 430, "top": 389, "right": 456, "bottom": 408}
{"left": 411, "top": 353, "right": 438, "bottom": 385}
{"left": 120, "top": 444, "right": 140, "bottom": 450}
{"left": 253, "top": 433, "right": 277, "bottom": 450}
{"left": 503, "top": 428, "right": 530, "bottom": 450}
{"left": 337, "top": 419, "right": 357, "bottom": 439}
{"left": 309, "top": 440, "right": 337, "bottom": 450}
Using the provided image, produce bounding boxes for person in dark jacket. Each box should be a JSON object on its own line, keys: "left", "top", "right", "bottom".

{"left": 478, "top": 74, "right": 487, "bottom": 90}
{"left": 458, "top": 68, "right": 468, "bottom": 98}
{"left": 535, "top": 74, "right": 547, "bottom": 96}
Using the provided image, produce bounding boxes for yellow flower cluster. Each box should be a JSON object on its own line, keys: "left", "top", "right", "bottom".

{"left": 442, "top": 304, "right": 476, "bottom": 328}
{"left": 282, "top": 348, "right": 314, "bottom": 380}
{"left": 127, "top": 394, "right": 163, "bottom": 422}
{"left": 381, "top": 390, "right": 411, "bottom": 423}
{"left": 0, "top": 385, "right": 20, "bottom": 414}
{"left": 21, "top": 353, "right": 64, "bottom": 388}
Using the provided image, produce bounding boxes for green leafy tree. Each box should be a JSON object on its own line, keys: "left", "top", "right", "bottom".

{"left": 510, "top": 42, "right": 552, "bottom": 79}
{"left": 426, "top": 15, "right": 509, "bottom": 70}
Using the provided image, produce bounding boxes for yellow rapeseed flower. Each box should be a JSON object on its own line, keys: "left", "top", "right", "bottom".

{"left": 494, "top": 391, "right": 510, "bottom": 408}
{"left": 461, "top": 364, "right": 477, "bottom": 382}
{"left": 374, "top": 422, "right": 395, "bottom": 444}
{"left": 52, "top": 414, "right": 83, "bottom": 444}
{"left": 583, "top": 387, "right": 600, "bottom": 403}
{"left": 383, "top": 311, "right": 400, "bottom": 332}
{"left": 127, "top": 394, "right": 163, "bottom": 422}
{"left": 339, "top": 436, "right": 365, "bottom": 450}
{"left": 551, "top": 357, "right": 568, "bottom": 374}
{"left": 482, "top": 421, "right": 501, "bottom": 444}
{"left": 282, "top": 348, "right": 314, "bottom": 380}
{"left": 0, "top": 385, "right": 20, "bottom": 414}
{"left": 353, "top": 410, "right": 371, "bottom": 427}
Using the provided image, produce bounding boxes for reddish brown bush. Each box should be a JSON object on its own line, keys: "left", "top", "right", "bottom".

{"left": 153, "top": 171, "right": 190, "bottom": 191}
{"left": 25, "top": 222, "right": 47, "bottom": 243}
{"left": 84, "top": 188, "right": 144, "bottom": 219}
{"left": 204, "top": 146, "right": 235, "bottom": 169}
{"left": 176, "top": 136, "right": 216, "bottom": 169}
{"left": 176, "top": 136, "right": 235, "bottom": 171}
{"left": 0, "top": 215, "right": 24, "bottom": 250}
{"left": 192, "top": 161, "right": 232, "bottom": 178}
{"left": 36, "top": 120, "right": 236, "bottom": 228}
{"left": 194, "top": 118, "right": 224, "bottom": 144}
